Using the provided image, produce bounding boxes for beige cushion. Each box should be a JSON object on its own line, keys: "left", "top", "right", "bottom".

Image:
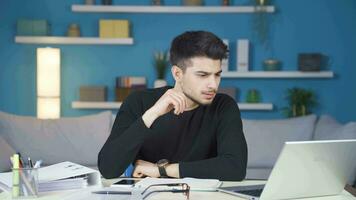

{"left": 0, "top": 111, "right": 112, "bottom": 166}
{"left": 243, "top": 115, "right": 317, "bottom": 168}
{"left": 314, "top": 115, "right": 356, "bottom": 140}
{"left": 0, "top": 135, "right": 15, "bottom": 172}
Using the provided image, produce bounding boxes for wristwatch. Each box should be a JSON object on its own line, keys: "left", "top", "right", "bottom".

{"left": 156, "top": 159, "right": 169, "bottom": 178}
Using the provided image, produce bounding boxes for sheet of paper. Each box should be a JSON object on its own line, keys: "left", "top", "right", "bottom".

{"left": 0, "top": 172, "right": 11, "bottom": 189}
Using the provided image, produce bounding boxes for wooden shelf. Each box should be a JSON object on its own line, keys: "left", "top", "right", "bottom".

{"left": 72, "top": 101, "right": 273, "bottom": 111}
{"left": 15, "top": 36, "right": 134, "bottom": 45}
{"left": 221, "top": 71, "right": 334, "bottom": 78}
{"left": 71, "top": 5, "right": 275, "bottom": 13}
{"left": 238, "top": 103, "right": 273, "bottom": 110}
{"left": 72, "top": 101, "right": 122, "bottom": 109}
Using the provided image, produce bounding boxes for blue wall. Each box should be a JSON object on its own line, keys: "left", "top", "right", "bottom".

{"left": 0, "top": 0, "right": 355, "bottom": 122}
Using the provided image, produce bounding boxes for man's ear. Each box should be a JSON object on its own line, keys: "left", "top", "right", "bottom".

{"left": 171, "top": 65, "right": 183, "bottom": 82}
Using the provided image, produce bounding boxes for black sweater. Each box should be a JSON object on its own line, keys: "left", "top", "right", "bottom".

{"left": 98, "top": 86, "right": 247, "bottom": 181}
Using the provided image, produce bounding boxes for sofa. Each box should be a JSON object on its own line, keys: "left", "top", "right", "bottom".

{"left": 0, "top": 111, "right": 355, "bottom": 184}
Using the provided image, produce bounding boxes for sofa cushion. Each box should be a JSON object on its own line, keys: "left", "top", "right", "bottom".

{"left": 313, "top": 115, "right": 356, "bottom": 185}
{"left": 242, "top": 114, "right": 317, "bottom": 169}
{"left": 0, "top": 136, "right": 15, "bottom": 172}
{"left": 0, "top": 111, "right": 112, "bottom": 166}
{"left": 314, "top": 115, "right": 356, "bottom": 140}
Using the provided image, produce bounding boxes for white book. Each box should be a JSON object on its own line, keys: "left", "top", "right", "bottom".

{"left": 129, "top": 76, "right": 147, "bottom": 86}
{"left": 237, "top": 39, "right": 249, "bottom": 71}
{"left": 222, "top": 39, "right": 229, "bottom": 72}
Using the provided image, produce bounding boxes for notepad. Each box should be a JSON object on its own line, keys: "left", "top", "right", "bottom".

{"left": 134, "top": 177, "right": 222, "bottom": 191}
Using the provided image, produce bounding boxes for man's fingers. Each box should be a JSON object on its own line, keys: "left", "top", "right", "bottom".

{"left": 175, "top": 93, "right": 187, "bottom": 113}
{"left": 168, "top": 96, "right": 181, "bottom": 115}
{"left": 168, "top": 93, "right": 185, "bottom": 114}
{"left": 133, "top": 166, "right": 144, "bottom": 178}
{"left": 169, "top": 95, "right": 181, "bottom": 114}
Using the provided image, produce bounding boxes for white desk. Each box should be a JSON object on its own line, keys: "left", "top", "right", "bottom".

{"left": 0, "top": 178, "right": 355, "bottom": 200}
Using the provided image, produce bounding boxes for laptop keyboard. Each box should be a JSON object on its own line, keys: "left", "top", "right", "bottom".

{"left": 237, "top": 189, "right": 264, "bottom": 197}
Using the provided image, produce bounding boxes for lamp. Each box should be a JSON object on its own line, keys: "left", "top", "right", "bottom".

{"left": 37, "top": 47, "right": 60, "bottom": 119}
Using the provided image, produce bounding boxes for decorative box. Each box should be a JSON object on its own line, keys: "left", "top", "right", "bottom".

{"left": 79, "top": 86, "right": 107, "bottom": 102}
{"left": 17, "top": 19, "right": 50, "bottom": 36}
{"left": 298, "top": 53, "right": 322, "bottom": 71}
{"left": 99, "top": 19, "right": 130, "bottom": 38}
{"left": 99, "top": 20, "right": 114, "bottom": 38}
{"left": 113, "top": 20, "right": 130, "bottom": 38}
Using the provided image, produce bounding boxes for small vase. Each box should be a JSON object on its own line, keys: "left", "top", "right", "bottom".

{"left": 154, "top": 79, "right": 167, "bottom": 88}
{"left": 84, "top": 0, "right": 95, "bottom": 5}
{"left": 67, "top": 24, "right": 80, "bottom": 37}
{"left": 101, "top": 0, "right": 112, "bottom": 5}
{"left": 152, "top": 0, "right": 163, "bottom": 5}
{"left": 246, "top": 89, "right": 261, "bottom": 103}
{"left": 183, "top": 0, "right": 203, "bottom": 6}
{"left": 222, "top": 0, "right": 230, "bottom": 6}
{"left": 263, "top": 59, "right": 281, "bottom": 71}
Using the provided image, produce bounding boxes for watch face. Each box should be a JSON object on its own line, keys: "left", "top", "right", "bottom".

{"left": 157, "top": 159, "right": 169, "bottom": 167}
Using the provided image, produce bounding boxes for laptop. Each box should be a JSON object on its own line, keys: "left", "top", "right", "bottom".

{"left": 219, "top": 140, "right": 356, "bottom": 200}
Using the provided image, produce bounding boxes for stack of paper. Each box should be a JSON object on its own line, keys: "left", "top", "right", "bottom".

{"left": 38, "top": 177, "right": 88, "bottom": 192}
{"left": 0, "top": 161, "right": 101, "bottom": 193}
{"left": 134, "top": 177, "right": 222, "bottom": 191}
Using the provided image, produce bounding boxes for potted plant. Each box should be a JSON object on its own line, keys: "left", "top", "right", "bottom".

{"left": 282, "top": 87, "right": 318, "bottom": 117}
{"left": 153, "top": 51, "right": 168, "bottom": 88}
{"left": 250, "top": 0, "right": 272, "bottom": 50}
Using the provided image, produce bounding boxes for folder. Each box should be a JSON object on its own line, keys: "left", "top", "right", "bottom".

{"left": 0, "top": 161, "right": 101, "bottom": 192}
{"left": 99, "top": 20, "right": 114, "bottom": 38}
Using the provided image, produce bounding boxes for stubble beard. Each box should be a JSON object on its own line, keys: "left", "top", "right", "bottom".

{"left": 182, "top": 90, "right": 214, "bottom": 106}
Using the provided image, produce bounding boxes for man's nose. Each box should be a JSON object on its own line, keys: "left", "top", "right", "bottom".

{"left": 207, "top": 76, "right": 219, "bottom": 90}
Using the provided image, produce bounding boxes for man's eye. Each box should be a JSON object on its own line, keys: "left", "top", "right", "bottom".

{"left": 216, "top": 73, "right": 221, "bottom": 77}
{"left": 198, "top": 74, "right": 207, "bottom": 77}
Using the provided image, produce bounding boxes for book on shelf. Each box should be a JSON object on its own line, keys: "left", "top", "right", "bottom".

{"left": 116, "top": 76, "right": 147, "bottom": 88}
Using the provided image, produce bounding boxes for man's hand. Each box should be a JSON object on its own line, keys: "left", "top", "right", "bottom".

{"left": 132, "top": 160, "right": 160, "bottom": 178}
{"left": 142, "top": 89, "right": 188, "bottom": 128}
{"left": 132, "top": 159, "right": 180, "bottom": 178}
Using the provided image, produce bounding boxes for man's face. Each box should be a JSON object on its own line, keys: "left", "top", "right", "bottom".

{"left": 178, "top": 56, "right": 222, "bottom": 105}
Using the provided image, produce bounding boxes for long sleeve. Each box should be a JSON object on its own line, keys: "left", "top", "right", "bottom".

{"left": 179, "top": 99, "right": 248, "bottom": 181}
{"left": 97, "top": 92, "right": 153, "bottom": 179}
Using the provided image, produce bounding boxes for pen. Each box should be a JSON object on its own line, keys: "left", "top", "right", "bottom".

{"left": 28, "top": 157, "right": 33, "bottom": 168}
{"left": 92, "top": 190, "right": 131, "bottom": 195}
{"left": 18, "top": 153, "right": 24, "bottom": 168}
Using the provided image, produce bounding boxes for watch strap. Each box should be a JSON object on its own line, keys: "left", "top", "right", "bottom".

{"left": 158, "top": 165, "right": 168, "bottom": 177}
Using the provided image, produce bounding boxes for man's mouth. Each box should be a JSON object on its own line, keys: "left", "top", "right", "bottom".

{"left": 202, "top": 92, "right": 216, "bottom": 99}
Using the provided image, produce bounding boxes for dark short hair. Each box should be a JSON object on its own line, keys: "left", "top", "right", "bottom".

{"left": 169, "top": 31, "right": 228, "bottom": 70}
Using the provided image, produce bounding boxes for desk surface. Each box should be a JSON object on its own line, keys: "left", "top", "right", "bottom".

{"left": 0, "top": 178, "right": 355, "bottom": 200}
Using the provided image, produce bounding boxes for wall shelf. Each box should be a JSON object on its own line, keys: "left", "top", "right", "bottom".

{"left": 15, "top": 36, "right": 134, "bottom": 45}
{"left": 71, "top": 5, "right": 275, "bottom": 13}
{"left": 72, "top": 101, "right": 273, "bottom": 111}
{"left": 221, "top": 71, "right": 334, "bottom": 78}
{"left": 72, "top": 101, "right": 123, "bottom": 109}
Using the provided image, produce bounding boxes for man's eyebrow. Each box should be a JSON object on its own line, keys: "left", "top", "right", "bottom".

{"left": 195, "top": 71, "right": 210, "bottom": 74}
{"left": 195, "top": 70, "right": 222, "bottom": 74}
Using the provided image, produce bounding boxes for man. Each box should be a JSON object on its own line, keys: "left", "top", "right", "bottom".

{"left": 98, "top": 31, "right": 247, "bottom": 181}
